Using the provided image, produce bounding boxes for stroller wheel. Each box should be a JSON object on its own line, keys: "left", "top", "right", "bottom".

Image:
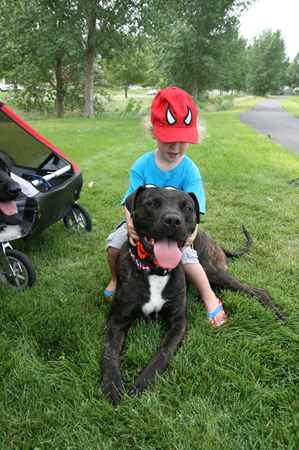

{"left": 4, "top": 249, "right": 36, "bottom": 290}
{"left": 63, "top": 203, "right": 92, "bottom": 232}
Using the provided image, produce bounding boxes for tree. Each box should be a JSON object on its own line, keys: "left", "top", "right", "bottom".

{"left": 0, "top": 0, "right": 82, "bottom": 117}
{"left": 214, "top": 32, "right": 249, "bottom": 93}
{"left": 247, "top": 30, "right": 288, "bottom": 95}
{"left": 287, "top": 53, "right": 299, "bottom": 88}
{"left": 144, "top": 0, "right": 254, "bottom": 97}
{"left": 0, "top": 0, "right": 145, "bottom": 117}
{"left": 105, "top": 39, "right": 150, "bottom": 97}
{"left": 77, "top": 0, "right": 146, "bottom": 117}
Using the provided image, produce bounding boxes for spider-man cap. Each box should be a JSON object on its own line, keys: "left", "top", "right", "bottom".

{"left": 151, "top": 86, "right": 198, "bottom": 144}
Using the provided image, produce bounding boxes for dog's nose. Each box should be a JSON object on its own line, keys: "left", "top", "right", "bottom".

{"left": 163, "top": 213, "right": 182, "bottom": 227}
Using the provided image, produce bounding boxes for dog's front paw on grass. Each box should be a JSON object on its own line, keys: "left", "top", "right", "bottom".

{"left": 102, "top": 375, "right": 124, "bottom": 406}
{"left": 128, "top": 385, "right": 141, "bottom": 398}
{"left": 128, "top": 377, "right": 149, "bottom": 398}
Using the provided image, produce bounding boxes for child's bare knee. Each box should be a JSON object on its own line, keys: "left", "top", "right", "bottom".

{"left": 106, "top": 246, "right": 120, "bottom": 258}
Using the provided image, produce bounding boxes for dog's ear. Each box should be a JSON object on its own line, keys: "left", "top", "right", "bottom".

{"left": 125, "top": 186, "right": 147, "bottom": 214}
{"left": 0, "top": 150, "right": 13, "bottom": 172}
{"left": 188, "top": 192, "right": 200, "bottom": 224}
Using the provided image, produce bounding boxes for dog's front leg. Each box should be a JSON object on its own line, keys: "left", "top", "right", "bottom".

{"left": 101, "top": 316, "right": 131, "bottom": 406}
{"left": 129, "top": 314, "right": 187, "bottom": 397}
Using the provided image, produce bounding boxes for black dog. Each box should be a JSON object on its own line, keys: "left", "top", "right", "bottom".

{"left": 0, "top": 151, "right": 21, "bottom": 227}
{"left": 101, "top": 187, "right": 286, "bottom": 405}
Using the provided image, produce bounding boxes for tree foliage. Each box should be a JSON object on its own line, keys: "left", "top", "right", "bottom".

{"left": 0, "top": 0, "right": 83, "bottom": 117}
{"left": 0, "top": 0, "right": 144, "bottom": 117}
{"left": 215, "top": 32, "right": 248, "bottom": 93}
{"left": 247, "top": 30, "right": 288, "bottom": 95}
{"left": 287, "top": 53, "right": 299, "bottom": 88}
{"left": 77, "top": 0, "right": 144, "bottom": 116}
{"left": 105, "top": 39, "right": 150, "bottom": 98}
{"left": 1, "top": 0, "right": 295, "bottom": 115}
{"left": 144, "top": 0, "right": 254, "bottom": 97}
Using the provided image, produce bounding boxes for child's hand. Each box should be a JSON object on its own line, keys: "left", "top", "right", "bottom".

{"left": 124, "top": 205, "right": 140, "bottom": 246}
{"left": 127, "top": 218, "right": 139, "bottom": 246}
{"left": 184, "top": 224, "right": 198, "bottom": 247}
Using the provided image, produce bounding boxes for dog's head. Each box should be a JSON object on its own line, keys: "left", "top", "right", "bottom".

{"left": 126, "top": 186, "right": 200, "bottom": 269}
{"left": 0, "top": 151, "right": 21, "bottom": 221}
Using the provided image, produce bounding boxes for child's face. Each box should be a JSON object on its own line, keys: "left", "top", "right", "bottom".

{"left": 156, "top": 140, "right": 189, "bottom": 164}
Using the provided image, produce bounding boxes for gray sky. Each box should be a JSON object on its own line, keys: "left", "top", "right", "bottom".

{"left": 239, "top": 0, "right": 298, "bottom": 60}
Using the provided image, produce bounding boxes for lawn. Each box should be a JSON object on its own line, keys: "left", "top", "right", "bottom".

{"left": 282, "top": 95, "right": 299, "bottom": 117}
{"left": 0, "top": 97, "right": 298, "bottom": 450}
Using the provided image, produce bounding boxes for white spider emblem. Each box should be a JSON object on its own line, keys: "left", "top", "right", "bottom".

{"left": 184, "top": 107, "right": 192, "bottom": 125}
{"left": 166, "top": 108, "right": 176, "bottom": 125}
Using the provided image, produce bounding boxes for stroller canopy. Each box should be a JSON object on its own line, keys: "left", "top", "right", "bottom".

{"left": 0, "top": 102, "right": 78, "bottom": 172}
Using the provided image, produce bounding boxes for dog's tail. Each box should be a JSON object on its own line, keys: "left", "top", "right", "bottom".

{"left": 222, "top": 225, "right": 253, "bottom": 258}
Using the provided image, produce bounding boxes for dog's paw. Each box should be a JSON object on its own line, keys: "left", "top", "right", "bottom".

{"left": 128, "top": 384, "right": 141, "bottom": 398}
{"left": 102, "top": 374, "right": 124, "bottom": 406}
{"left": 128, "top": 377, "right": 147, "bottom": 397}
{"left": 102, "top": 381, "right": 123, "bottom": 406}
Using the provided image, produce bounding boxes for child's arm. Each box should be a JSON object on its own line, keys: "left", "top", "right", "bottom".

{"left": 184, "top": 224, "right": 198, "bottom": 247}
{"left": 124, "top": 205, "right": 139, "bottom": 246}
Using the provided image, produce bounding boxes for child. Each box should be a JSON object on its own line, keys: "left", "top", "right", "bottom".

{"left": 104, "top": 86, "right": 226, "bottom": 327}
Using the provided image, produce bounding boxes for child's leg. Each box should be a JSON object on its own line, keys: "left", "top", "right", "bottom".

{"left": 182, "top": 247, "right": 226, "bottom": 326}
{"left": 105, "top": 222, "right": 128, "bottom": 295}
{"left": 105, "top": 246, "right": 120, "bottom": 293}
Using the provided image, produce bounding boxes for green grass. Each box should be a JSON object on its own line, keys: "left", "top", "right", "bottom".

{"left": 282, "top": 95, "right": 299, "bottom": 117}
{"left": 0, "top": 101, "right": 298, "bottom": 449}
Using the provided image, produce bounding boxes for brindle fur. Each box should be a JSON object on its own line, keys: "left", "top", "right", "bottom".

{"left": 193, "top": 229, "right": 286, "bottom": 323}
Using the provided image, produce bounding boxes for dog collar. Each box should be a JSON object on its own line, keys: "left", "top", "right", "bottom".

{"left": 129, "top": 241, "right": 170, "bottom": 276}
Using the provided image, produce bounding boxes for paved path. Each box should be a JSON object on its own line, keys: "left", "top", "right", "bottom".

{"left": 240, "top": 97, "right": 299, "bottom": 155}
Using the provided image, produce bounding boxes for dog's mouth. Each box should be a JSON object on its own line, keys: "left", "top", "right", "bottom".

{"left": 143, "top": 237, "right": 184, "bottom": 269}
{"left": 0, "top": 200, "right": 18, "bottom": 216}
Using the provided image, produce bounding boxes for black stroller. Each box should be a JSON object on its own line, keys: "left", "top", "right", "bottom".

{"left": 0, "top": 102, "right": 92, "bottom": 290}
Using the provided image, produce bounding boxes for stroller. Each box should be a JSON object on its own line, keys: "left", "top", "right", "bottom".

{"left": 0, "top": 102, "right": 92, "bottom": 290}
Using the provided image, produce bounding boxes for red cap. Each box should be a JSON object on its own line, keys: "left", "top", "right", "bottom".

{"left": 151, "top": 86, "right": 198, "bottom": 144}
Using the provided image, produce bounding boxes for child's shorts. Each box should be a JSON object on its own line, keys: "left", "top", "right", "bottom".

{"left": 106, "top": 222, "right": 199, "bottom": 265}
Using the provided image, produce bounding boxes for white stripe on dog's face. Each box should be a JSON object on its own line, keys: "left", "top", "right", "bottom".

{"left": 142, "top": 274, "right": 169, "bottom": 316}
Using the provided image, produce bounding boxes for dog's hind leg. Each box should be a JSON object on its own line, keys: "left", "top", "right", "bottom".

{"left": 129, "top": 314, "right": 187, "bottom": 397}
{"left": 101, "top": 317, "right": 132, "bottom": 406}
{"left": 206, "top": 266, "right": 287, "bottom": 323}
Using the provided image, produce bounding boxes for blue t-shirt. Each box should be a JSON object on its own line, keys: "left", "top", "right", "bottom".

{"left": 123, "top": 151, "right": 206, "bottom": 214}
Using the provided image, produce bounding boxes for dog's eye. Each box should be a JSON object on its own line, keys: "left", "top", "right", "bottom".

{"left": 153, "top": 198, "right": 161, "bottom": 208}
{"left": 144, "top": 197, "right": 161, "bottom": 208}
{"left": 144, "top": 199, "right": 153, "bottom": 208}
{"left": 181, "top": 201, "right": 193, "bottom": 213}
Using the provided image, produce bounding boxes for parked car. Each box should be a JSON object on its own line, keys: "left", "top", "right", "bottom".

{"left": 0, "top": 80, "right": 13, "bottom": 92}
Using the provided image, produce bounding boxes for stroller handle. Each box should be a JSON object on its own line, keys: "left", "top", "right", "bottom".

{"left": 32, "top": 165, "right": 71, "bottom": 186}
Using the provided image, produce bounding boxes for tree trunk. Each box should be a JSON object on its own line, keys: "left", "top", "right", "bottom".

{"left": 124, "top": 86, "right": 128, "bottom": 98}
{"left": 191, "top": 82, "right": 199, "bottom": 100}
{"left": 84, "top": 9, "right": 97, "bottom": 118}
{"left": 55, "top": 57, "right": 65, "bottom": 118}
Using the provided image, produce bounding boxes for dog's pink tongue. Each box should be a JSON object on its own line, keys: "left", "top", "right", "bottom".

{"left": 154, "top": 240, "right": 182, "bottom": 269}
{"left": 0, "top": 201, "right": 17, "bottom": 215}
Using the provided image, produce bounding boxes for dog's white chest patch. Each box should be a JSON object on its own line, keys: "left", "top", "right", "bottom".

{"left": 142, "top": 274, "right": 169, "bottom": 316}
